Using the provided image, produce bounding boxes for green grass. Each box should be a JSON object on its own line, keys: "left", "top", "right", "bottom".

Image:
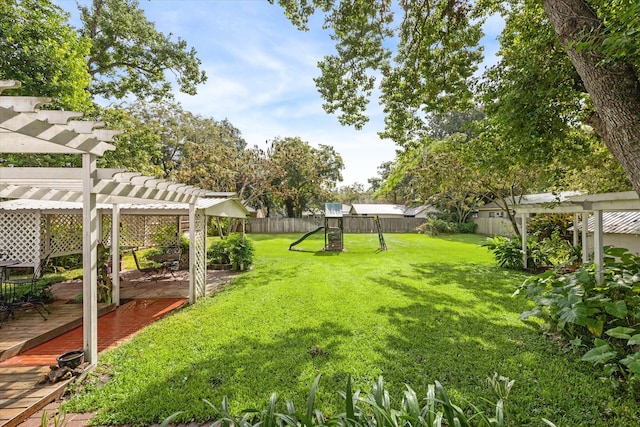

{"left": 65, "top": 233, "right": 639, "bottom": 426}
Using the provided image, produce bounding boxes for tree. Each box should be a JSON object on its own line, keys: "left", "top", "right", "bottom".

{"left": 370, "top": 161, "right": 415, "bottom": 204}
{"left": 79, "top": 0, "right": 207, "bottom": 100}
{"left": 0, "top": 0, "right": 92, "bottom": 112}
{"left": 272, "top": 0, "right": 640, "bottom": 195}
{"left": 97, "top": 107, "right": 164, "bottom": 176}
{"left": 268, "top": 137, "right": 344, "bottom": 217}
{"left": 332, "top": 183, "right": 372, "bottom": 205}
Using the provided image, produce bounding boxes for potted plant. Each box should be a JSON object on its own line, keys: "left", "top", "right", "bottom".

{"left": 207, "top": 240, "right": 231, "bottom": 270}
{"left": 226, "top": 233, "right": 254, "bottom": 271}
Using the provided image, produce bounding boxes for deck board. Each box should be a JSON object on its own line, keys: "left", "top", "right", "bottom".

{"left": 0, "top": 365, "right": 69, "bottom": 427}
{"left": 0, "top": 303, "right": 115, "bottom": 363}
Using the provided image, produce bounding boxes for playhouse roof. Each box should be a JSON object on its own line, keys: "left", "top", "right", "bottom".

{"left": 325, "top": 203, "right": 343, "bottom": 218}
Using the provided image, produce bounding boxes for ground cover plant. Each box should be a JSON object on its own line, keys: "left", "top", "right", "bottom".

{"left": 65, "top": 233, "right": 639, "bottom": 425}
{"left": 516, "top": 246, "right": 640, "bottom": 389}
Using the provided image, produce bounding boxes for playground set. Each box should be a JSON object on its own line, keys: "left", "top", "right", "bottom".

{"left": 289, "top": 203, "right": 387, "bottom": 252}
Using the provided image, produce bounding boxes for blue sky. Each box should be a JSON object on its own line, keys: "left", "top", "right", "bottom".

{"left": 56, "top": 0, "right": 502, "bottom": 186}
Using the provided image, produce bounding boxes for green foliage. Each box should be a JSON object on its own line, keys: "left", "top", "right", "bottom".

{"left": 97, "top": 244, "right": 113, "bottom": 304}
{"left": 515, "top": 246, "right": 640, "bottom": 386}
{"left": 481, "top": 235, "right": 576, "bottom": 272}
{"left": 225, "top": 233, "right": 255, "bottom": 271}
{"left": 152, "top": 224, "right": 180, "bottom": 247}
{"left": 527, "top": 214, "right": 573, "bottom": 242}
{"left": 208, "top": 240, "right": 230, "bottom": 265}
{"left": 95, "top": 106, "right": 164, "bottom": 176}
{"left": 273, "top": 0, "right": 638, "bottom": 201}
{"left": 79, "top": 0, "right": 206, "bottom": 100}
{"left": 208, "top": 234, "right": 254, "bottom": 270}
{"left": 268, "top": 137, "right": 344, "bottom": 217}
{"left": 417, "top": 219, "right": 477, "bottom": 236}
{"left": 0, "top": 0, "right": 93, "bottom": 112}
{"left": 187, "top": 374, "right": 518, "bottom": 427}
{"left": 481, "top": 236, "right": 525, "bottom": 270}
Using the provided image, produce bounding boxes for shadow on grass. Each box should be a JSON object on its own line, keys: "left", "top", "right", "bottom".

{"left": 87, "top": 322, "right": 353, "bottom": 425}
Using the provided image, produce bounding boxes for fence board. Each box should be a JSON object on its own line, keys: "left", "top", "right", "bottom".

{"left": 473, "top": 218, "right": 519, "bottom": 237}
{"left": 247, "top": 217, "right": 425, "bottom": 234}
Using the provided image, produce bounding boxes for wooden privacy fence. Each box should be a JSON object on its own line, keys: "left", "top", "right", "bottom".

{"left": 473, "top": 218, "right": 519, "bottom": 238}
{"left": 247, "top": 217, "right": 425, "bottom": 234}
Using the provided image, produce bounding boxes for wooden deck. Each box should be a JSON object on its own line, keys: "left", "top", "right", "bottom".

{"left": 0, "top": 303, "right": 115, "bottom": 363}
{"left": 0, "top": 366, "right": 72, "bottom": 427}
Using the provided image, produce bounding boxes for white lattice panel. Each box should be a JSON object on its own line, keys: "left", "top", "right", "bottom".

{"left": 0, "top": 212, "right": 41, "bottom": 266}
{"left": 45, "top": 214, "right": 83, "bottom": 257}
{"left": 0, "top": 211, "right": 183, "bottom": 266}
{"left": 101, "top": 215, "right": 112, "bottom": 246}
{"left": 119, "top": 215, "right": 179, "bottom": 248}
{"left": 194, "top": 211, "right": 206, "bottom": 298}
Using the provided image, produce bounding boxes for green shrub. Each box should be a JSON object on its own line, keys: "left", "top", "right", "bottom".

{"left": 515, "top": 246, "right": 640, "bottom": 388}
{"left": 417, "top": 219, "right": 476, "bottom": 236}
{"left": 480, "top": 236, "right": 524, "bottom": 270}
{"left": 226, "top": 233, "right": 254, "bottom": 270}
{"left": 481, "top": 236, "right": 562, "bottom": 271}
{"left": 208, "top": 240, "right": 230, "bottom": 265}
{"left": 207, "top": 234, "right": 254, "bottom": 270}
{"left": 527, "top": 213, "right": 573, "bottom": 242}
{"left": 455, "top": 221, "right": 477, "bottom": 234}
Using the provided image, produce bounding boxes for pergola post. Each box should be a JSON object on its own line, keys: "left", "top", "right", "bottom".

{"left": 82, "top": 153, "right": 99, "bottom": 365}
{"left": 573, "top": 212, "right": 579, "bottom": 247}
{"left": 582, "top": 212, "right": 590, "bottom": 263}
{"left": 189, "top": 202, "right": 196, "bottom": 304}
{"left": 111, "top": 204, "right": 121, "bottom": 306}
{"left": 521, "top": 213, "right": 528, "bottom": 270}
{"left": 594, "top": 210, "right": 604, "bottom": 285}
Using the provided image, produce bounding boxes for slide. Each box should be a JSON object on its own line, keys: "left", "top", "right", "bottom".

{"left": 289, "top": 226, "right": 324, "bottom": 250}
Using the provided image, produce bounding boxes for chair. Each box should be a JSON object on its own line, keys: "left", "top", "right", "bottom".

{"left": 131, "top": 249, "right": 163, "bottom": 278}
{"left": 4, "top": 253, "right": 51, "bottom": 320}
{"left": 163, "top": 245, "right": 182, "bottom": 277}
{"left": 0, "top": 278, "right": 16, "bottom": 328}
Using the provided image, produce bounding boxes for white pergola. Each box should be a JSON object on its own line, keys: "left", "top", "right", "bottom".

{"left": 0, "top": 80, "right": 247, "bottom": 364}
{"left": 514, "top": 191, "right": 640, "bottom": 284}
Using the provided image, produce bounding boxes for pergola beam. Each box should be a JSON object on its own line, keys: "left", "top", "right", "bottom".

{"left": 514, "top": 191, "right": 640, "bottom": 281}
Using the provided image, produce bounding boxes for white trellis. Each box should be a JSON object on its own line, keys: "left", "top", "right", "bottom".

{"left": 0, "top": 211, "right": 41, "bottom": 266}
{"left": 193, "top": 210, "right": 207, "bottom": 300}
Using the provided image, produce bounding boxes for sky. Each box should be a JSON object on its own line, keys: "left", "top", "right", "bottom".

{"left": 55, "top": 0, "right": 503, "bottom": 187}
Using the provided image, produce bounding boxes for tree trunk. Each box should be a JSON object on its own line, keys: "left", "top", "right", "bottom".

{"left": 285, "top": 199, "right": 295, "bottom": 218}
{"left": 543, "top": 0, "right": 640, "bottom": 195}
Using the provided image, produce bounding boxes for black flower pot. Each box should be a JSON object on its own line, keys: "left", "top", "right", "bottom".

{"left": 57, "top": 350, "right": 85, "bottom": 369}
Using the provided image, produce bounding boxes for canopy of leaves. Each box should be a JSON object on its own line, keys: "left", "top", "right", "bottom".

{"left": 274, "top": 0, "right": 640, "bottom": 195}
{"left": 268, "top": 137, "right": 344, "bottom": 217}
{"left": 79, "top": 0, "right": 207, "bottom": 100}
{"left": 0, "top": 0, "right": 92, "bottom": 111}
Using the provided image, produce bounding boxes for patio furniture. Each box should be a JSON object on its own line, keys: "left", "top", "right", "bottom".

{"left": 149, "top": 245, "right": 183, "bottom": 277}
{"left": 131, "top": 249, "right": 163, "bottom": 278}
{"left": 0, "top": 278, "right": 16, "bottom": 328}
{"left": 0, "top": 258, "right": 20, "bottom": 281}
{"left": 4, "top": 253, "right": 51, "bottom": 320}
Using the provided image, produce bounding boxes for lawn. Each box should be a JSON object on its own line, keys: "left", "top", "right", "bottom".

{"left": 66, "top": 233, "right": 639, "bottom": 425}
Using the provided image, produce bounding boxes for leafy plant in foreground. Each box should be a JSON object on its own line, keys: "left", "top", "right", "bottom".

{"left": 514, "top": 246, "right": 640, "bottom": 386}
{"left": 481, "top": 236, "right": 524, "bottom": 270}
{"left": 163, "top": 374, "right": 535, "bottom": 427}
